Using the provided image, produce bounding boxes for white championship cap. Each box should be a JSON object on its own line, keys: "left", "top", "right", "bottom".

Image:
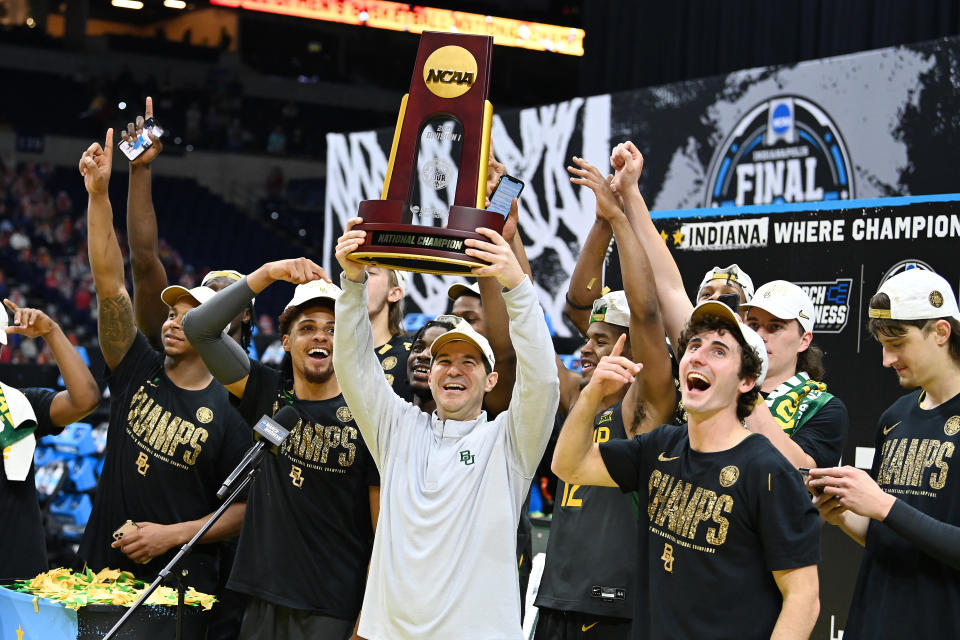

{"left": 447, "top": 281, "right": 481, "bottom": 301}
{"left": 430, "top": 317, "right": 495, "bottom": 369}
{"left": 590, "top": 291, "right": 630, "bottom": 329}
{"left": 741, "top": 280, "right": 815, "bottom": 333}
{"left": 160, "top": 285, "right": 217, "bottom": 307}
{"left": 285, "top": 279, "right": 343, "bottom": 311}
{"left": 869, "top": 268, "right": 960, "bottom": 322}
{"left": 201, "top": 269, "right": 245, "bottom": 286}
{"left": 698, "top": 264, "right": 755, "bottom": 301}
{"left": 689, "top": 300, "right": 769, "bottom": 387}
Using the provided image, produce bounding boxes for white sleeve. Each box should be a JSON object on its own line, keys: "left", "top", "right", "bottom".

{"left": 333, "top": 274, "right": 412, "bottom": 464}
{"left": 502, "top": 277, "right": 561, "bottom": 477}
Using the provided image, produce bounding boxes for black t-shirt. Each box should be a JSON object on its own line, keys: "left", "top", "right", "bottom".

{"left": 228, "top": 360, "right": 379, "bottom": 617}
{"left": 760, "top": 391, "right": 849, "bottom": 468}
{"left": 376, "top": 333, "right": 412, "bottom": 402}
{"left": 78, "top": 333, "right": 251, "bottom": 594}
{"left": 0, "top": 388, "right": 57, "bottom": 583}
{"left": 845, "top": 389, "right": 960, "bottom": 638}
{"left": 536, "top": 403, "right": 638, "bottom": 619}
{"left": 600, "top": 425, "right": 820, "bottom": 640}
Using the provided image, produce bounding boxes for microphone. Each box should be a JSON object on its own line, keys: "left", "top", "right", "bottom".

{"left": 217, "top": 405, "right": 298, "bottom": 499}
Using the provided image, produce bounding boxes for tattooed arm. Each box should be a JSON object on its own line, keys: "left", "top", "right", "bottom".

{"left": 81, "top": 129, "right": 138, "bottom": 370}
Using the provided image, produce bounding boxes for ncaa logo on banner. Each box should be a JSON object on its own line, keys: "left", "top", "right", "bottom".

{"left": 796, "top": 278, "right": 853, "bottom": 333}
{"left": 705, "top": 96, "right": 854, "bottom": 208}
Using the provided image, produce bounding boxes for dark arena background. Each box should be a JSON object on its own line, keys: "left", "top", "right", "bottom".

{"left": 3, "top": 1, "right": 960, "bottom": 637}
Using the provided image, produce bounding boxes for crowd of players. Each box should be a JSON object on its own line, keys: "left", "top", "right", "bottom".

{"left": 0, "top": 101, "right": 958, "bottom": 640}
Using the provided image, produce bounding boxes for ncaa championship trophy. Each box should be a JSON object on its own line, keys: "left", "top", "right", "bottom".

{"left": 350, "top": 31, "right": 502, "bottom": 275}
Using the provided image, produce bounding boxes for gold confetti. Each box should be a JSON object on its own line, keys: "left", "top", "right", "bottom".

{"left": 7, "top": 568, "right": 216, "bottom": 611}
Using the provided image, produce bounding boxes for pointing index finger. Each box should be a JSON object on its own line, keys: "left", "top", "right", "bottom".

{"left": 145, "top": 96, "right": 154, "bottom": 120}
{"left": 104, "top": 128, "right": 114, "bottom": 161}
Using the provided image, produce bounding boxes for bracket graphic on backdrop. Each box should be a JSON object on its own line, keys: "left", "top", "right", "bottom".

{"left": 349, "top": 31, "right": 503, "bottom": 275}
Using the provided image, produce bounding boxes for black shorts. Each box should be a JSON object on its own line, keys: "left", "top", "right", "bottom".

{"left": 238, "top": 596, "right": 354, "bottom": 640}
{"left": 534, "top": 607, "right": 632, "bottom": 640}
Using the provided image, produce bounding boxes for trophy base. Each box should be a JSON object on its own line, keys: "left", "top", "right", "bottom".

{"left": 352, "top": 201, "right": 505, "bottom": 276}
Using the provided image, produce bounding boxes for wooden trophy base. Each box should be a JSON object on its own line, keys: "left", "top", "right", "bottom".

{"left": 351, "top": 200, "right": 506, "bottom": 275}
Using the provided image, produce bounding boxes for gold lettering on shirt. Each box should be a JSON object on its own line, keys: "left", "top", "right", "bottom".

{"left": 877, "top": 437, "right": 953, "bottom": 494}
{"left": 648, "top": 471, "right": 734, "bottom": 547}
{"left": 124, "top": 385, "right": 210, "bottom": 469}
{"left": 282, "top": 419, "right": 360, "bottom": 469}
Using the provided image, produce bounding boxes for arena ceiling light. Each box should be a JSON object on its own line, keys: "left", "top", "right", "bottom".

{"left": 111, "top": 0, "right": 144, "bottom": 8}
{"left": 210, "top": 0, "right": 585, "bottom": 56}
{"left": 163, "top": 0, "right": 187, "bottom": 8}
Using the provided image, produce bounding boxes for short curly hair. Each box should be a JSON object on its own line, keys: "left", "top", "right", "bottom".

{"left": 677, "top": 314, "right": 763, "bottom": 422}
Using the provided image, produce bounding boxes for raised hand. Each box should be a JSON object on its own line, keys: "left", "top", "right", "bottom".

{"left": 3, "top": 298, "right": 56, "bottom": 338}
{"left": 466, "top": 227, "right": 525, "bottom": 290}
{"left": 609, "top": 141, "right": 644, "bottom": 194}
{"left": 266, "top": 257, "right": 330, "bottom": 285}
{"left": 335, "top": 217, "right": 367, "bottom": 283}
{"left": 486, "top": 144, "right": 507, "bottom": 198}
{"left": 79, "top": 129, "right": 114, "bottom": 196}
{"left": 568, "top": 156, "right": 624, "bottom": 223}
{"left": 583, "top": 334, "right": 643, "bottom": 398}
{"left": 123, "top": 96, "right": 163, "bottom": 166}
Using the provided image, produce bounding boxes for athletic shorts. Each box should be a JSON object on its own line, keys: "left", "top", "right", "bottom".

{"left": 238, "top": 596, "right": 354, "bottom": 640}
{"left": 534, "top": 606, "right": 632, "bottom": 640}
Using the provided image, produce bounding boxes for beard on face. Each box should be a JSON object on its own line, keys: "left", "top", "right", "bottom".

{"left": 303, "top": 363, "right": 334, "bottom": 384}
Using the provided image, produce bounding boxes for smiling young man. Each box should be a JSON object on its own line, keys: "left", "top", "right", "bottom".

{"left": 741, "top": 281, "right": 849, "bottom": 469}
{"left": 183, "top": 260, "right": 380, "bottom": 640}
{"left": 78, "top": 130, "right": 251, "bottom": 599}
{"left": 332, "top": 217, "right": 559, "bottom": 639}
{"left": 810, "top": 268, "right": 960, "bottom": 639}
{"left": 553, "top": 300, "right": 821, "bottom": 640}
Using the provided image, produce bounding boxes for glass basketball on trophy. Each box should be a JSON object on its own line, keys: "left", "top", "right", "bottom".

{"left": 349, "top": 32, "right": 504, "bottom": 275}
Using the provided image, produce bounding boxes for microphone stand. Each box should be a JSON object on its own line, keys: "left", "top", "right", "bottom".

{"left": 101, "top": 462, "right": 258, "bottom": 640}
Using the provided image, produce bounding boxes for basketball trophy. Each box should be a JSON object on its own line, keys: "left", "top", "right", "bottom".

{"left": 349, "top": 31, "right": 503, "bottom": 275}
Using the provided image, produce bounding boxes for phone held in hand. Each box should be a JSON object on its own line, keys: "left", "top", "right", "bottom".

{"left": 118, "top": 118, "right": 164, "bottom": 162}
{"left": 486, "top": 174, "right": 524, "bottom": 218}
{"left": 112, "top": 519, "right": 140, "bottom": 541}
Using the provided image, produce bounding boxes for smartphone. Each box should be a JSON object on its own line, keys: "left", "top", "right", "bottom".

{"left": 119, "top": 118, "right": 164, "bottom": 162}
{"left": 112, "top": 519, "right": 140, "bottom": 541}
{"left": 798, "top": 468, "right": 822, "bottom": 495}
{"left": 487, "top": 174, "right": 524, "bottom": 217}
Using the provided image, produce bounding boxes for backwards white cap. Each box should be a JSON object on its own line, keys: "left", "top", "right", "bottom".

{"left": 869, "top": 268, "right": 960, "bottom": 322}
{"left": 698, "top": 264, "right": 755, "bottom": 301}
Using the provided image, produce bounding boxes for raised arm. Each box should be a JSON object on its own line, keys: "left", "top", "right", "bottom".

{"left": 81, "top": 129, "right": 137, "bottom": 371}
{"left": 552, "top": 335, "right": 636, "bottom": 487}
{"left": 334, "top": 218, "right": 414, "bottom": 462}
{"left": 3, "top": 299, "right": 100, "bottom": 425}
{"left": 123, "top": 97, "right": 169, "bottom": 348}
{"left": 183, "top": 258, "right": 328, "bottom": 398}
{"left": 478, "top": 198, "right": 525, "bottom": 415}
{"left": 465, "top": 226, "right": 560, "bottom": 474}
{"left": 614, "top": 142, "right": 694, "bottom": 348}
{"left": 564, "top": 158, "right": 614, "bottom": 335}
{"left": 569, "top": 157, "right": 675, "bottom": 436}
